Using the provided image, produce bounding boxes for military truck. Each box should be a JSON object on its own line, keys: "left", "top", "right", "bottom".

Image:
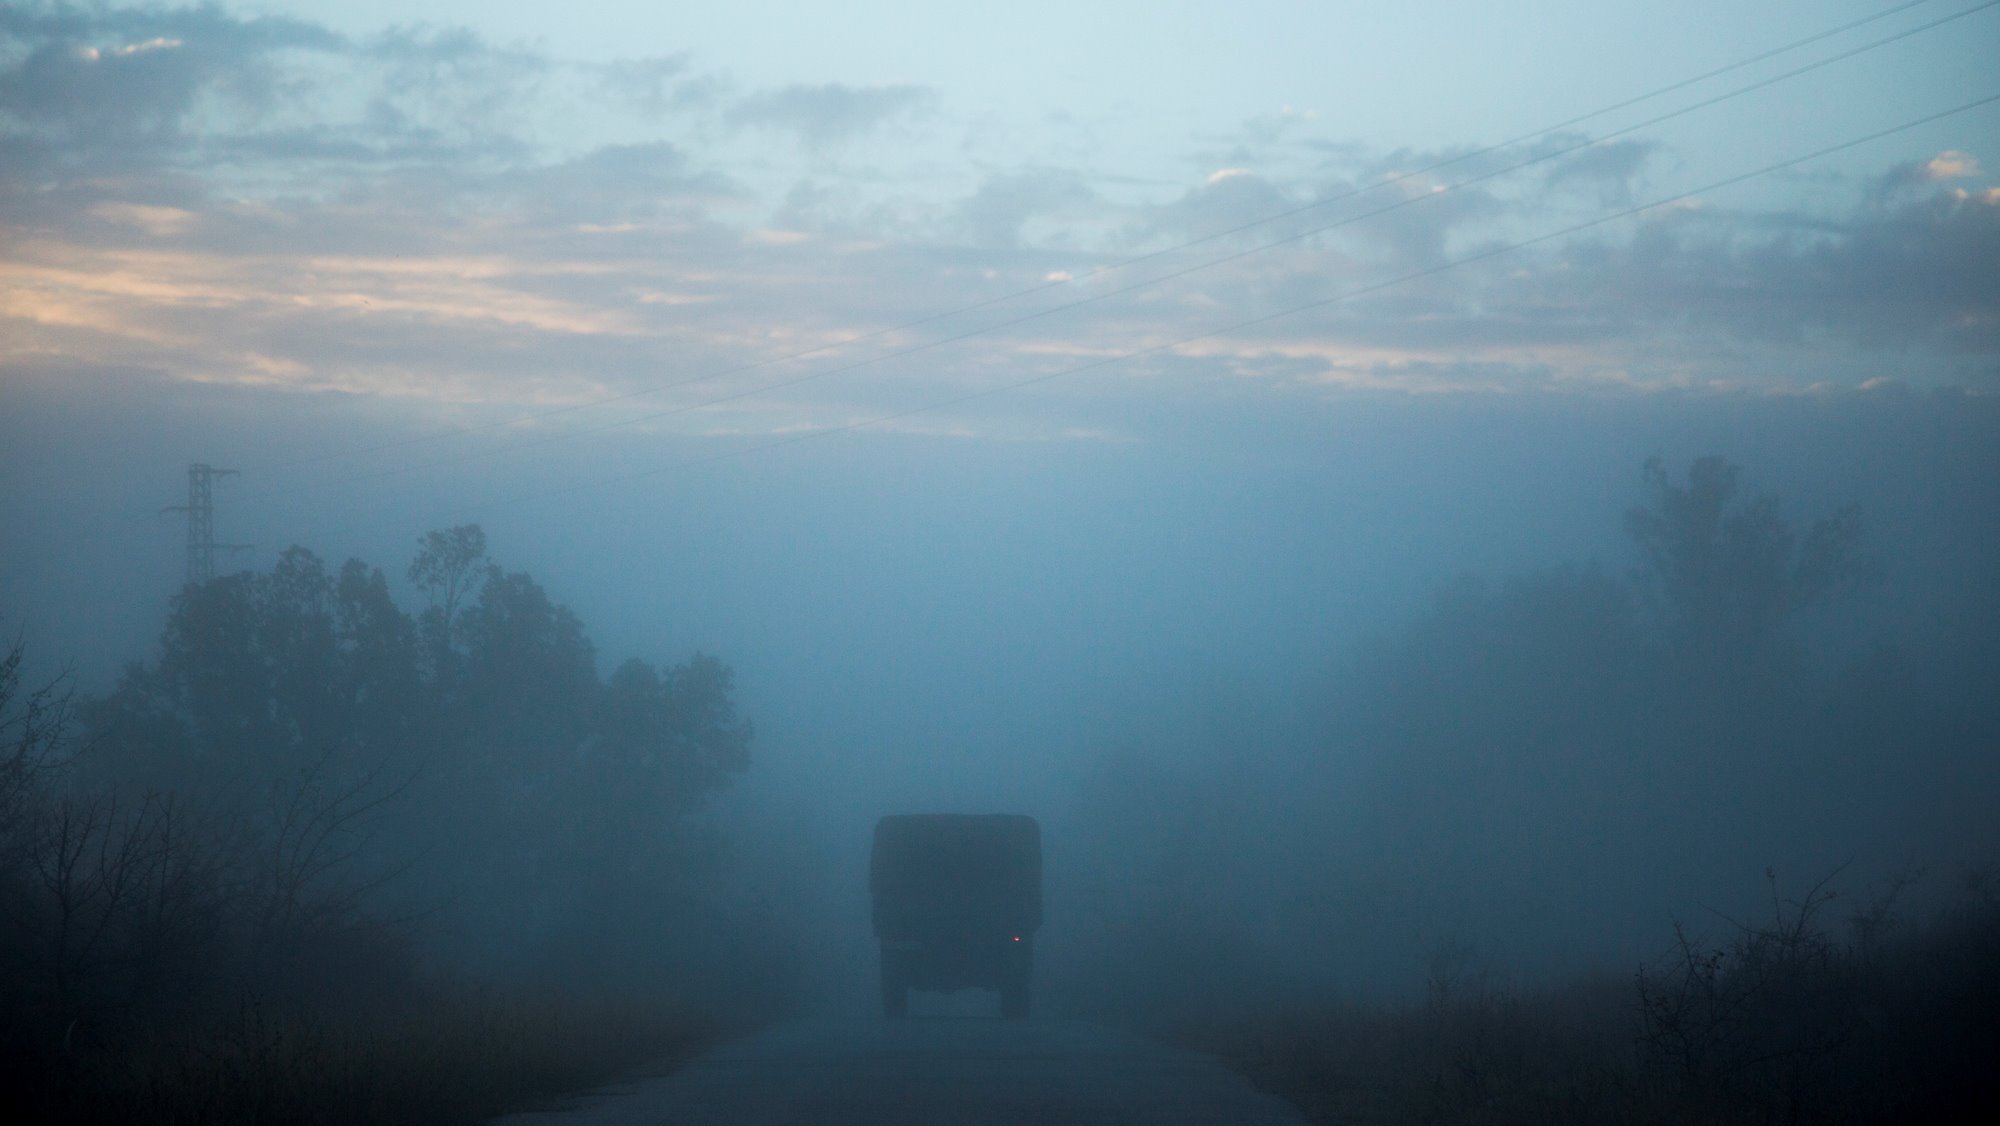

{"left": 870, "top": 813, "right": 1042, "bottom": 1019}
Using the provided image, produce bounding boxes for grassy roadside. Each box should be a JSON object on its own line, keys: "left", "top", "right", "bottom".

{"left": 1160, "top": 875, "right": 2000, "bottom": 1125}
{"left": 11, "top": 986, "right": 746, "bottom": 1126}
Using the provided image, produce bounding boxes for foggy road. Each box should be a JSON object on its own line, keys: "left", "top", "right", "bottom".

{"left": 488, "top": 1017, "right": 1310, "bottom": 1125}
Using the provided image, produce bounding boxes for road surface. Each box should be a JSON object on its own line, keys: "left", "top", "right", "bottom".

{"left": 490, "top": 1016, "right": 1310, "bottom": 1125}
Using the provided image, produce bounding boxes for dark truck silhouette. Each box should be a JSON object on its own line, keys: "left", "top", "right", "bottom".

{"left": 870, "top": 813, "right": 1042, "bottom": 1019}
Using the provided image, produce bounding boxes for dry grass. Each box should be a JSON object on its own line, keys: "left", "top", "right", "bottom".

{"left": 12, "top": 987, "right": 735, "bottom": 1126}
{"left": 1164, "top": 874, "right": 2000, "bottom": 1126}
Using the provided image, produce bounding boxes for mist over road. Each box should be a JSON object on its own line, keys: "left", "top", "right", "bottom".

{"left": 489, "top": 1017, "right": 1308, "bottom": 1125}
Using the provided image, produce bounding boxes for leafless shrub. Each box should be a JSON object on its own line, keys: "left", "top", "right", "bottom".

{"left": 11, "top": 789, "right": 231, "bottom": 1053}
{"left": 1171, "top": 865, "right": 1999, "bottom": 1125}
{"left": 1635, "top": 867, "right": 1858, "bottom": 1120}
{"left": 1, "top": 632, "right": 76, "bottom": 855}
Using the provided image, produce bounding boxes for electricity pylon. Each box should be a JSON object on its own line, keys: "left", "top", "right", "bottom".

{"left": 164, "top": 463, "right": 252, "bottom": 586}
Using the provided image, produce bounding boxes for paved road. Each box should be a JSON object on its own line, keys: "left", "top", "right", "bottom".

{"left": 490, "top": 1017, "right": 1310, "bottom": 1125}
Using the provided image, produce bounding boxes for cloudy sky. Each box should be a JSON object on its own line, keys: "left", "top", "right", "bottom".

{"left": 3, "top": 1, "right": 1998, "bottom": 808}
{"left": 6, "top": 0, "right": 1994, "bottom": 414}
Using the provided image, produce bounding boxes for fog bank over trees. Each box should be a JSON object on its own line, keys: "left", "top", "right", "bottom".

{"left": 2, "top": 523, "right": 794, "bottom": 1117}
{"left": 4, "top": 0, "right": 1996, "bottom": 1118}
{"left": 1044, "top": 445, "right": 1997, "bottom": 1010}
{"left": 3, "top": 384, "right": 1996, "bottom": 1118}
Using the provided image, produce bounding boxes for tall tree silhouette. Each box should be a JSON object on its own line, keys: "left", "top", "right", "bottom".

{"left": 407, "top": 524, "right": 490, "bottom": 691}
{"left": 1625, "top": 456, "right": 1867, "bottom": 664}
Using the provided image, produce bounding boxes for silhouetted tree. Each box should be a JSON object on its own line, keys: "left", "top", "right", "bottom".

{"left": 87, "top": 547, "right": 419, "bottom": 790}
{"left": 86, "top": 572, "right": 284, "bottom": 788}
{"left": 408, "top": 523, "right": 490, "bottom": 690}
{"left": 539, "top": 654, "right": 754, "bottom": 962}
{"left": 597, "top": 657, "right": 750, "bottom": 814}
{"left": 1625, "top": 456, "right": 1868, "bottom": 664}
{"left": 332, "top": 558, "right": 421, "bottom": 759}
{"left": 457, "top": 567, "right": 597, "bottom": 777}
{"left": 72, "top": 527, "right": 758, "bottom": 982}
{"left": 1, "top": 631, "right": 72, "bottom": 841}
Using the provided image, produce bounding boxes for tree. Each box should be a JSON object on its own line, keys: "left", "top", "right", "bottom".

{"left": 87, "top": 547, "right": 412, "bottom": 789}
{"left": 69, "top": 527, "right": 757, "bottom": 980}
{"left": 255, "top": 547, "right": 343, "bottom": 765}
{"left": 455, "top": 567, "right": 597, "bottom": 778}
{"left": 595, "top": 654, "right": 753, "bottom": 820}
{"left": 542, "top": 654, "right": 754, "bottom": 956}
{"left": 408, "top": 524, "right": 489, "bottom": 688}
{"left": 1625, "top": 456, "right": 1867, "bottom": 663}
{"left": 332, "top": 558, "right": 420, "bottom": 760}
{"left": 157, "top": 571, "right": 281, "bottom": 771}
{"left": 1, "top": 630, "right": 72, "bottom": 838}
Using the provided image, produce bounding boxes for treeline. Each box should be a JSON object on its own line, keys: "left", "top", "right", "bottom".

{"left": 1046, "top": 456, "right": 1998, "bottom": 1120}
{"left": 1315, "top": 456, "right": 1993, "bottom": 980}
{"left": 1, "top": 525, "right": 788, "bottom": 1123}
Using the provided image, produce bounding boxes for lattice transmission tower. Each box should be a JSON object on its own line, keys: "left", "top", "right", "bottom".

{"left": 164, "top": 463, "right": 251, "bottom": 585}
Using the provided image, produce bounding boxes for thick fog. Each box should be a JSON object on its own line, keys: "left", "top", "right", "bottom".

{"left": 8, "top": 370, "right": 1998, "bottom": 1008}
{"left": 3, "top": 3, "right": 1998, "bottom": 1120}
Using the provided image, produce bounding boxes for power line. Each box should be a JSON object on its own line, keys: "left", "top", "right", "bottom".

{"left": 238, "top": 0, "right": 1956, "bottom": 482}
{"left": 299, "top": 0, "right": 1998, "bottom": 497}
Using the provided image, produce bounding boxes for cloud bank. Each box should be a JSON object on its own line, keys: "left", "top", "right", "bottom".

{"left": 2, "top": 0, "right": 1995, "bottom": 453}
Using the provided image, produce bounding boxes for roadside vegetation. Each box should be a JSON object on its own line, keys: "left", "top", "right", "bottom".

{"left": 16, "top": 988, "right": 734, "bottom": 1126}
{"left": 1046, "top": 456, "right": 1998, "bottom": 1124}
{"left": 8, "top": 453, "right": 1994, "bottom": 1122}
{"left": 1172, "top": 868, "right": 1999, "bottom": 1125}
{"left": 1, "top": 525, "right": 792, "bottom": 1124}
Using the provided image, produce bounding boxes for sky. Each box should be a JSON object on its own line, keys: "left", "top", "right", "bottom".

{"left": 2, "top": 0, "right": 1998, "bottom": 816}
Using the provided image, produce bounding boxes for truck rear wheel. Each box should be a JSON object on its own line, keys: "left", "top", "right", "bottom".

{"left": 880, "top": 949, "right": 908, "bottom": 1018}
{"left": 1000, "top": 938, "right": 1032, "bottom": 1019}
{"left": 1000, "top": 976, "right": 1030, "bottom": 1020}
